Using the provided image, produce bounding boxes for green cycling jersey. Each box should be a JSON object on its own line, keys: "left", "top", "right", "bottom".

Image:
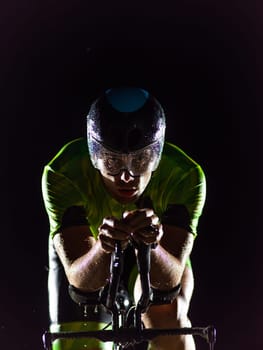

{"left": 42, "top": 138, "right": 206, "bottom": 240}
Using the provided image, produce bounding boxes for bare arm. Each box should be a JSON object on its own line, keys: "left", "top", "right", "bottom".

{"left": 53, "top": 209, "right": 192, "bottom": 293}
{"left": 53, "top": 225, "right": 112, "bottom": 292}
{"left": 123, "top": 209, "right": 194, "bottom": 291}
{"left": 53, "top": 215, "right": 133, "bottom": 293}
{"left": 149, "top": 225, "right": 194, "bottom": 290}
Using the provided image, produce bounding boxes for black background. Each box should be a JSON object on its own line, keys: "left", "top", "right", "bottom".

{"left": 2, "top": 1, "right": 263, "bottom": 349}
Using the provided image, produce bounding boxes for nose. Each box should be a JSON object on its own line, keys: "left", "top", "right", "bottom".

{"left": 120, "top": 169, "right": 134, "bottom": 183}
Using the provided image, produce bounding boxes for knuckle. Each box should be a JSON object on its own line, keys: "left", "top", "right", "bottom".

{"left": 103, "top": 217, "right": 115, "bottom": 226}
{"left": 146, "top": 209, "right": 154, "bottom": 217}
{"left": 152, "top": 215, "right": 159, "bottom": 225}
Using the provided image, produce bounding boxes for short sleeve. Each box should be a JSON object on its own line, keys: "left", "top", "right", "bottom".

{"left": 41, "top": 165, "right": 86, "bottom": 238}
{"left": 163, "top": 165, "right": 206, "bottom": 236}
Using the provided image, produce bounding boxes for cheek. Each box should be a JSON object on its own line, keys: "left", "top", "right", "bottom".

{"left": 100, "top": 172, "right": 116, "bottom": 187}
{"left": 139, "top": 173, "right": 152, "bottom": 191}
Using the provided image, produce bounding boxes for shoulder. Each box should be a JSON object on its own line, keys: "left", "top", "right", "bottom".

{"left": 147, "top": 142, "right": 206, "bottom": 206}
{"left": 160, "top": 142, "right": 205, "bottom": 179}
{"left": 42, "top": 137, "right": 95, "bottom": 189}
{"left": 46, "top": 138, "right": 89, "bottom": 171}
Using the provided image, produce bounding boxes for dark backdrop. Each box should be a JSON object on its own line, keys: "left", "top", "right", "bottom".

{"left": 2, "top": 1, "right": 263, "bottom": 349}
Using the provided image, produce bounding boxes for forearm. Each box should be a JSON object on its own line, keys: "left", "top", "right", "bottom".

{"left": 54, "top": 220, "right": 130, "bottom": 293}
{"left": 149, "top": 244, "right": 186, "bottom": 290}
{"left": 67, "top": 240, "right": 111, "bottom": 292}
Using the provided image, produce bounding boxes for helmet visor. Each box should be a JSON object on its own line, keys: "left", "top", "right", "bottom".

{"left": 88, "top": 137, "right": 163, "bottom": 176}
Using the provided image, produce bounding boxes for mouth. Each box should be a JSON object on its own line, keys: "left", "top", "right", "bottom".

{"left": 117, "top": 188, "right": 138, "bottom": 198}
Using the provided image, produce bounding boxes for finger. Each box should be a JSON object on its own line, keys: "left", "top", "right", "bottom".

{"left": 102, "top": 216, "right": 118, "bottom": 227}
{"left": 131, "top": 232, "right": 156, "bottom": 245}
{"left": 99, "top": 232, "right": 130, "bottom": 253}
{"left": 99, "top": 233, "right": 115, "bottom": 253}
{"left": 132, "top": 224, "right": 163, "bottom": 245}
{"left": 154, "top": 223, "right": 164, "bottom": 242}
{"left": 124, "top": 210, "right": 160, "bottom": 231}
{"left": 99, "top": 224, "right": 130, "bottom": 241}
{"left": 137, "top": 226, "right": 157, "bottom": 238}
{"left": 102, "top": 217, "right": 132, "bottom": 235}
{"left": 132, "top": 228, "right": 157, "bottom": 241}
{"left": 122, "top": 209, "right": 149, "bottom": 224}
{"left": 151, "top": 214, "right": 160, "bottom": 226}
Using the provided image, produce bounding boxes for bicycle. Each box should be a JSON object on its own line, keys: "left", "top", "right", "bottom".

{"left": 42, "top": 241, "right": 216, "bottom": 350}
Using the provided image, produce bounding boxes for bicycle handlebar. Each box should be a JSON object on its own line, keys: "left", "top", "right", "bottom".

{"left": 43, "top": 325, "right": 216, "bottom": 349}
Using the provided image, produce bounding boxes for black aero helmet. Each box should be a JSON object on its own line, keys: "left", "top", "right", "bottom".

{"left": 87, "top": 87, "right": 166, "bottom": 152}
{"left": 87, "top": 87, "right": 166, "bottom": 175}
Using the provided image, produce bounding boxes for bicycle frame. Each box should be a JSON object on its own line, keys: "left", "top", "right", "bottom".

{"left": 42, "top": 242, "right": 216, "bottom": 350}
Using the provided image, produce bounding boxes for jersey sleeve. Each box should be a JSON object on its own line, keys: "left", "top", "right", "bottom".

{"left": 162, "top": 165, "right": 206, "bottom": 236}
{"left": 41, "top": 165, "right": 87, "bottom": 239}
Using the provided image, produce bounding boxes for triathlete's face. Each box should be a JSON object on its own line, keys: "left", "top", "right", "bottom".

{"left": 100, "top": 168, "right": 152, "bottom": 204}
{"left": 88, "top": 138, "right": 163, "bottom": 203}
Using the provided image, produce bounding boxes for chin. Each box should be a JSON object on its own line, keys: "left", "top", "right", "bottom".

{"left": 116, "top": 194, "right": 139, "bottom": 204}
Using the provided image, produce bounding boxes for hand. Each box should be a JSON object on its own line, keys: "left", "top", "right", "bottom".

{"left": 98, "top": 217, "right": 130, "bottom": 253}
{"left": 123, "top": 209, "right": 163, "bottom": 247}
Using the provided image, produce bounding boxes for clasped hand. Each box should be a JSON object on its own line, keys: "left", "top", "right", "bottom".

{"left": 98, "top": 209, "right": 163, "bottom": 253}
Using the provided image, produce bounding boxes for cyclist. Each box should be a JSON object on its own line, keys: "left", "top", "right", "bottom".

{"left": 42, "top": 87, "right": 206, "bottom": 350}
